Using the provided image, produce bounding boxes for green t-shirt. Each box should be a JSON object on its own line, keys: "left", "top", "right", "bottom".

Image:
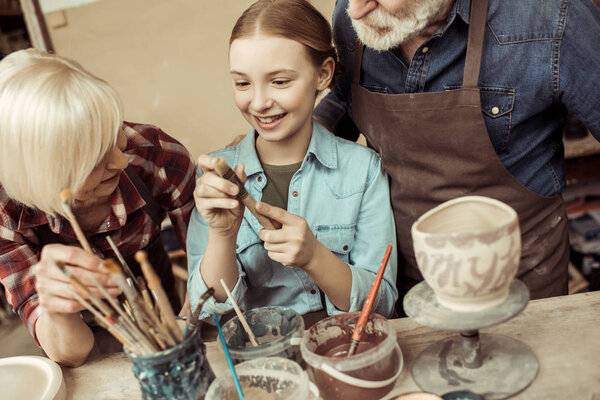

{"left": 260, "top": 161, "right": 302, "bottom": 210}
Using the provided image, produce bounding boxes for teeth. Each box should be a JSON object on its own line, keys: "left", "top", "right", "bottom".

{"left": 256, "top": 114, "right": 284, "bottom": 123}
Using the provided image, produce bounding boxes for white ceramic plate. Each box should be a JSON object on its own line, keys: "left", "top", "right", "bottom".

{"left": 0, "top": 356, "right": 66, "bottom": 400}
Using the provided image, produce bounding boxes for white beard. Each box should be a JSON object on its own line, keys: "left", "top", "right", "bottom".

{"left": 349, "top": 0, "right": 449, "bottom": 51}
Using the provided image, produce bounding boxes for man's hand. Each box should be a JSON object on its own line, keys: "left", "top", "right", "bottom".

{"left": 255, "top": 202, "right": 319, "bottom": 269}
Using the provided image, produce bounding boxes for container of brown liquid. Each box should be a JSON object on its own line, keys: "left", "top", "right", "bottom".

{"left": 300, "top": 312, "right": 403, "bottom": 400}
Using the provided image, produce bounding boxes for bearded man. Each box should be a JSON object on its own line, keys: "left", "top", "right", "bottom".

{"left": 314, "top": 0, "right": 600, "bottom": 314}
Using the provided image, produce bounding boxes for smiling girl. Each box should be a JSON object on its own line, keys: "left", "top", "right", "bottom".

{"left": 187, "top": 0, "right": 398, "bottom": 325}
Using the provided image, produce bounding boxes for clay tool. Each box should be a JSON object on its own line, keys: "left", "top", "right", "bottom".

{"left": 347, "top": 244, "right": 393, "bottom": 357}
{"left": 187, "top": 287, "right": 215, "bottom": 335}
{"left": 59, "top": 190, "right": 93, "bottom": 253}
{"left": 136, "top": 251, "right": 185, "bottom": 342}
{"left": 213, "top": 312, "right": 245, "bottom": 400}
{"left": 219, "top": 278, "right": 258, "bottom": 347}
{"left": 213, "top": 158, "right": 281, "bottom": 230}
{"left": 105, "top": 236, "right": 138, "bottom": 290}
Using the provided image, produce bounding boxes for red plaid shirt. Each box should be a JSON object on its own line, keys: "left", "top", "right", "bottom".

{"left": 0, "top": 122, "right": 196, "bottom": 340}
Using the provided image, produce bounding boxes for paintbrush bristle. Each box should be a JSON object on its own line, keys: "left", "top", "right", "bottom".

{"left": 101, "top": 259, "right": 122, "bottom": 274}
{"left": 60, "top": 189, "right": 74, "bottom": 203}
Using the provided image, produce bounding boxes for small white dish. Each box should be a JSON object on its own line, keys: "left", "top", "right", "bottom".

{"left": 0, "top": 355, "right": 66, "bottom": 400}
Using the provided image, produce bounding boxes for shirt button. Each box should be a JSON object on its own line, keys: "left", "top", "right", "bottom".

{"left": 292, "top": 191, "right": 299, "bottom": 197}
{"left": 421, "top": 46, "right": 429, "bottom": 54}
{"left": 141, "top": 238, "right": 147, "bottom": 245}
{"left": 258, "top": 176, "right": 263, "bottom": 182}
{"left": 343, "top": 245, "right": 349, "bottom": 251}
{"left": 310, "top": 289, "right": 317, "bottom": 295}
{"left": 491, "top": 106, "right": 500, "bottom": 115}
{"left": 106, "top": 221, "right": 111, "bottom": 228}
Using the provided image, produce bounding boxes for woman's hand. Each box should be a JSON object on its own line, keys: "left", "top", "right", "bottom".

{"left": 34, "top": 244, "right": 121, "bottom": 314}
{"left": 194, "top": 155, "right": 246, "bottom": 236}
{"left": 255, "top": 202, "right": 319, "bottom": 269}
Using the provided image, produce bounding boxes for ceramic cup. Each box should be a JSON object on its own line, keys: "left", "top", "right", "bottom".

{"left": 411, "top": 196, "right": 521, "bottom": 312}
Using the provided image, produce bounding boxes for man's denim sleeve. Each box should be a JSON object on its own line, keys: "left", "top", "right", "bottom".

{"left": 559, "top": 0, "right": 600, "bottom": 138}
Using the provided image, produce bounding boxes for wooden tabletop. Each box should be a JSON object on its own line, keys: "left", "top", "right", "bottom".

{"left": 62, "top": 291, "right": 600, "bottom": 400}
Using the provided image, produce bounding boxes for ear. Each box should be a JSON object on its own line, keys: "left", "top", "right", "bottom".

{"left": 316, "top": 56, "right": 336, "bottom": 91}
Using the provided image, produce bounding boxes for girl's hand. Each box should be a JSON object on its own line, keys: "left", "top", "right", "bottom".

{"left": 34, "top": 244, "right": 121, "bottom": 314}
{"left": 195, "top": 155, "right": 246, "bottom": 236}
{"left": 255, "top": 202, "right": 319, "bottom": 269}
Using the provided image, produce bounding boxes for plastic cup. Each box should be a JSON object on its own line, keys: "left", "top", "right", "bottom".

{"left": 205, "top": 357, "right": 318, "bottom": 400}
{"left": 221, "top": 306, "right": 304, "bottom": 365}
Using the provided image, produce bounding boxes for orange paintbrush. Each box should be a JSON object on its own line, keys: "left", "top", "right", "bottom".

{"left": 347, "top": 244, "right": 393, "bottom": 357}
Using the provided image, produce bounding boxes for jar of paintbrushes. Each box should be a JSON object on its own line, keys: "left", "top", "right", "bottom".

{"left": 57, "top": 190, "right": 216, "bottom": 399}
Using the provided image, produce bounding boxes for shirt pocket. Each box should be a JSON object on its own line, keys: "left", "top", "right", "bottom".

{"left": 445, "top": 85, "right": 515, "bottom": 153}
{"left": 315, "top": 224, "right": 356, "bottom": 264}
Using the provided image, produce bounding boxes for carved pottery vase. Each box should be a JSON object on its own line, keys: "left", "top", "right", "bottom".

{"left": 411, "top": 196, "right": 521, "bottom": 312}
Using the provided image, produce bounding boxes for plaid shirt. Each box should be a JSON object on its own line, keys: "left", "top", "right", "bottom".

{"left": 0, "top": 122, "right": 196, "bottom": 340}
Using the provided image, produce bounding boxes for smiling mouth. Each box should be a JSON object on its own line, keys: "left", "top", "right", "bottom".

{"left": 255, "top": 113, "right": 286, "bottom": 124}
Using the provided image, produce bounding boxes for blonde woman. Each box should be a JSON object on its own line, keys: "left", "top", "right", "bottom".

{"left": 0, "top": 49, "right": 196, "bottom": 366}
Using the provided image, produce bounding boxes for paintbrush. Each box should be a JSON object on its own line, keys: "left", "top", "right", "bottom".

{"left": 136, "top": 251, "right": 185, "bottom": 342}
{"left": 187, "top": 287, "right": 215, "bottom": 335}
{"left": 219, "top": 279, "right": 258, "bottom": 347}
{"left": 213, "top": 158, "right": 281, "bottom": 230}
{"left": 105, "top": 236, "right": 138, "bottom": 290}
{"left": 347, "top": 244, "right": 393, "bottom": 357}
{"left": 214, "top": 312, "right": 245, "bottom": 400}
{"left": 57, "top": 264, "right": 146, "bottom": 353}
{"left": 59, "top": 190, "right": 93, "bottom": 253}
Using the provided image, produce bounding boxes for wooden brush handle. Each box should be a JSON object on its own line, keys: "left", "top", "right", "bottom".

{"left": 214, "top": 158, "right": 282, "bottom": 230}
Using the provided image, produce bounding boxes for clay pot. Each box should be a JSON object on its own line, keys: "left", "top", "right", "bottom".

{"left": 411, "top": 196, "right": 520, "bottom": 312}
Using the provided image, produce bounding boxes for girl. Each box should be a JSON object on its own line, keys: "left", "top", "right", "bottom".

{"left": 187, "top": 0, "right": 397, "bottom": 325}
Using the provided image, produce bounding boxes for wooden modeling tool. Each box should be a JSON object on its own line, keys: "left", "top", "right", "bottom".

{"left": 214, "top": 312, "right": 245, "bottom": 400}
{"left": 213, "top": 158, "right": 281, "bottom": 230}
{"left": 59, "top": 190, "right": 93, "bottom": 253}
{"left": 136, "top": 251, "right": 185, "bottom": 342}
{"left": 219, "top": 279, "right": 258, "bottom": 347}
{"left": 188, "top": 287, "right": 215, "bottom": 334}
{"left": 347, "top": 244, "right": 393, "bottom": 357}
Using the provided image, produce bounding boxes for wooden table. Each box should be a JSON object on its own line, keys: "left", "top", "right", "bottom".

{"left": 62, "top": 291, "right": 600, "bottom": 399}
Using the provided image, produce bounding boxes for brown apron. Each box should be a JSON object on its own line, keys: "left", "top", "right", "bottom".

{"left": 38, "top": 165, "right": 180, "bottom": 352}
{"left": 350, "top": 0, "right": 569, "bottom": 314}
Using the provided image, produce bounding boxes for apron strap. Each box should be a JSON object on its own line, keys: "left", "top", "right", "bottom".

{"left": 352, "top": 39, "right": 364, "bottom": 85}
{"left": 463, "top": 0, "right": 489, "bottom": 89}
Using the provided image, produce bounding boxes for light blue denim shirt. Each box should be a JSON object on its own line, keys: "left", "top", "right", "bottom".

{"left": 187, "top": 122, "right": 398, "bottom": 320}
{"left": 314, "top": 0, "right": 600, "bottom": 196}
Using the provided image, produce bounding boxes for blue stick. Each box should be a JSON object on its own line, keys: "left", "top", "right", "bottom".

{"left": 213, "top": 312, "right": 245, "bottom": 400}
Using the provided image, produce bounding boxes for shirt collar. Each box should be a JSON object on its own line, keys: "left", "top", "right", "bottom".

{"left": 435, "top": 0, "right": 471, "bottom": 37}
{"left": 236, "top": 121, "right": 338, "bottom": 175}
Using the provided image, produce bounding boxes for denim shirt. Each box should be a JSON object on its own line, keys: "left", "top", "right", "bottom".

{"left": 187, "top": 122, "right": 398, "bottom": 320}
{"left": 314, "top": 0, "right": 600, "bottom": 196}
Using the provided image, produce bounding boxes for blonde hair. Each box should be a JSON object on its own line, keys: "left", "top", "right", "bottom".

{"left": 0, "top": 49, "right": 123, "bottom": 216}
{"left": 230, "top": 0, "right": 338, "bottom": 88}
